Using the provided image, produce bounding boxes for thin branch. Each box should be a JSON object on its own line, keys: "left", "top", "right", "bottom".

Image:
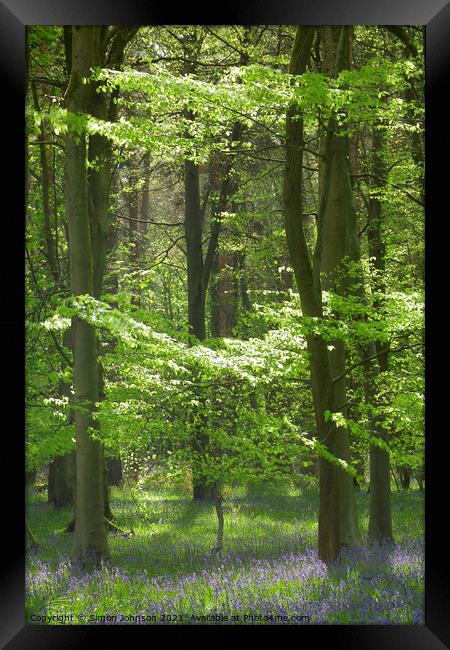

{"left": 28, "top": 140, "right": 65, "bottom": 150}
{"left": 332, "top": 342, "right": 423, "bottom": 384}
{"left": 29, "top": 75, "right": 67, "bottom": 89}
{"left": 111, "top": 211, "right": 184, "bottom": 227}
{"left": 204, "top": 27, "right": 246, "bottom": 57}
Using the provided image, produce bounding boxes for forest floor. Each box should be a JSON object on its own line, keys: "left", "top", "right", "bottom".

{"left": 26, "top": 484, "right": 424, "bottom": 625}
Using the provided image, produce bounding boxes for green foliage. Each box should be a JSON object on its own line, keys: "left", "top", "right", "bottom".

{"left": 26, "top": 24, "right": 424, "bottom": 518}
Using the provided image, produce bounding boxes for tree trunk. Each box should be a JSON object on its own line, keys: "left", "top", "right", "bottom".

{"left": 47, "top": 460, "right": 55, "bottom": 505}
{"left": 415, "top": 467, "right": 424, "bottom": 490}
{"left": 318, "top": 26, "right": 361, "bottom": 549}
{"left": 32, "top": 72, "right": 74, "bottom": 511}
{"left": 368, "top": 425, "right": 393, "bottom": 541}
{"left": 184, "top": 158, "right": 211, "bottom": 501}
{"left": 26, "top": 463, "right": 38, "bottom": 550}
{"left": 139, "top": 152, "right": 151, "bottom": 234}
{"left": 365, "top": 128, "right": 393, "bottom": 544}
{"left": 284, "top": 26, "right": 342, "bottom": 563}
{"left": 103, "top": 459, "right": 114, "bottom": 520}
{"left": 65, "top": 26, "right": 109, "bottom": 565}
{"left": 212, "top": 483, "right": 224, "bottom": 556}
{"left": 399, "top": 467, "right": 411, "bottom": 490}
{"left": 51, "top": 454, "right": 74, "bottom": 508}
{"left": 26, "top": 522, "right": 39, "bottom": 551}
{"left": 26, "top": 469, "right": 36, "bottom": 489}
{"left": 107, "top": 457, "right": 123, "bottom": 486}
{"left": 86, "top": 27, "right": 138, "bottom": 523}
{"left": 209, "top": 149, "right": 241, "bottom": 338}
{"left": 30, "top": 83, "right": 58, "bottom": 280}
{"left": 48, "top": 329, "right": 76, "bottom": 509}
{"left": 391, "top": 468, "right": 400, "bottom": 491}
{"left": 185, "top": 159, "right": 207, "bottom": 341}
{"left": 210, "top": 251, "right": 221, "bottom": 337}
{"left": 363, "top": 346, "right": 393, "bottom": 543}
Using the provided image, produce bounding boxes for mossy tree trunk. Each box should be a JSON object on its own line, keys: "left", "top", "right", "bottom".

{"left": 65, "top": 26, "right": 109, "bottom": 565}
{"left": 285, "top": 26, "right": 366, "bottom": 562}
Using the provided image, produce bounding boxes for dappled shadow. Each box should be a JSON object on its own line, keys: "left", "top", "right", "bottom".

{"left": 219, "top": 494, "right": 319, "bottom": 532}
{"left": 26, "top": 490, "right": 424, "bottom": 584}
{"left": 170, "top": 499, "right": 212, "bottom": 528}
{"left": 105, "top": 508, "right": 317, "bottom": 580}
{"left": 111, "top": 493, "right": 207, "bottom": 525}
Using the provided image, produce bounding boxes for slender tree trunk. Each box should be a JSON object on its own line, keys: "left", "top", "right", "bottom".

{"left": 26, "top": 469, "right": 36, "bottom": 490}
{"left": 363, "top": 344, "right": 393, "bottom": 542}
{"left": 399, "top": 467, "right": 411, "bottom": 490}
{"left": 184, "top": 158, "right": 211, "bottom": 501}
{"left": 52, "top": 328, "right": 76, "bottom": 508}
{"left": 34, "top": 101, "right": 74, "bottom": 508}
{"left": 31, "top": 83, "right": 58, "bottom": 280}
{"left": 391, "top": 468, "right": 400, "bottom": 491}
{"left": 186, "top": 144, "right": 240, "bottom": 498}
{"left": 103, "top": 461, "right": 114, "bottom": 521}
{"left": 30, "top": 75, "right": 74, "bottom": 511}
{"left": 239, "top": 254, "right": 251, "bottom": 312}
{"left": 284, "top": 26, "right": 342, "bottom": 563}
{"left": 106, "top": 457, "right": 123, "bottom": 486}
{"left": 415, "top": 468, "right": 424, "bottom": 491}
{"left": 368, "top": 422, "right": 392, "bottom": 540}
{"left": 86, "top": 27, "right": 138, "bottom": 522}
{"left": 139, "top": 152, "right": 151, "bottom": 234}
{"left": 217, "top": 253, "right": 240, "bottom": 336}
{"left": 210, "top": 251, "right": 221, "bottom": 338}
{"left": 47, "top": 331, "right": 76, "bottom": 510}
{"left": 212, "top": 483, "right": 224, "bottom": 556}
{"left": 185, "top": 159, "right": 207, "bottom": 341}
{"left": 65, "top": 26, "right": 109, "bottom": 565}
{"left": 127, "top": 176, "right": 141, "bottom": 305}
{"left": 208, "top": 141, "right": 242, "bottom": 338}
{"left": 365, "top": 128, "right": 393, "bottom": 544}
{"left": 50, "top": 455, "right": 74, "bottom": 508}
{"left": 31, "top": 71, "right": 74, "bottom": 511}
{"left": 47, "top": 461, "right": 55, "bottom": 505}
{"left": 26, "top": 522, "right": 39, "bottom": 551}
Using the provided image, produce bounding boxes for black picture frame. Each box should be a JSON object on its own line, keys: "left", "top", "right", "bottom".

{"left": 2, "top": 1, "right": 448, "bottom": 647}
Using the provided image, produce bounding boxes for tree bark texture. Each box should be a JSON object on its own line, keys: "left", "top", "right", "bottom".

{"left": 284, "top": 26, "right": 342, "bottom": 563}
{"left": 184, "top": 159, "right": 207, "bottom": 341}
{"left": 318, "top": 26, "right": 361, "bottom": 548}
{"left": 65, "top": 26, "right": 109, "bottom": 564}
{"left": 86, "top": 26, "right": 138, "bottom": 524}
